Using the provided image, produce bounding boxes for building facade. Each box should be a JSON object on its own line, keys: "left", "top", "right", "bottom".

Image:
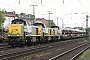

{"left": 3, "top": 11, "right": 49, "bottom": 27}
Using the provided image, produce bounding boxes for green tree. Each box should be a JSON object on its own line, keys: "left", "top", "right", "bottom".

{"left": 46, "top": 20, "right": 56, "bottom": 27}
{"left": 74, "top": 27, "right": 84, "bottom": 30}
{"left": 0, "top": 10, "right": 5, "bottom": 28}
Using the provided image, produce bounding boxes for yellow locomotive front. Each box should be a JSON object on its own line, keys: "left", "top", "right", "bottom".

{"left": 8, "top": 24, "right": 25, "bottom": 46}
{"left": 25, "top": 23, "right": 44, "bottom": 44}
{"left": 25, "top": 25, "right": 43, "bottom": 44}
{"left": 9, "top": 24, "right": 23, "bottom": 35}
{"left": 7, "top": 19, "right": 27, "bottom": 46}
{"left": 51, "top": 26, "right": 62, "bottom": 41}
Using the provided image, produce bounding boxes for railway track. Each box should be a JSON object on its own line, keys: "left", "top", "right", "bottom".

{"left": 0, "top": 41, "right": 71, "bottom": 60}
{"left": 70, "top": 46, "right": 89, "bottom": 60}
{"left": 49, "top": 42, "right": 90, "bottom": 60}
{"left": 0, "top": 46, "right": 12, "bottom": 51}
{"left": 0, "top": 38, "right": 85, "bottom": 60}
{"left": 0, "top": 38, "right": 83, "bottom": 52}
{"left": 0, "top": 43, "right": 8, "bottom": 47}
{"left": 0, "top": 43, "right": 12, "bottom": 51}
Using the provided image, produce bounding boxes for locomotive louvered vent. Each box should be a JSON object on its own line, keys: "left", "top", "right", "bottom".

{"left": 53, "top": 29, "right": 55, "bottom": 35}
{"left": 50, "top": 29, "right": 51, "bottom": 35}
{"left": 36, "top": 28, "right": 38, "bottom": 35}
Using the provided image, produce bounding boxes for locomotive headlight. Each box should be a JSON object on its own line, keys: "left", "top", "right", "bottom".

{"left": 26, "top": 32, "right": 28, "bottom": 35}
{"left": 46, "top": 33, "right": 48, "bottom": 36}
{"left": 30, "top": 32, "right": 31, "bottom": 34}
{"left": 26, "top": 32, "right": 31, "bottom": 36}
{"left": 28, "top": 32, "right": 31, "bottom": 35}
{"left": 17, "top": 35, "right": 19, "bottom": 36}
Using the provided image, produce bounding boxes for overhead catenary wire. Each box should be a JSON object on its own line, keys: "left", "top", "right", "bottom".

{"left": 0, "top": 2, "right": 31, "bottom": 13}
{"left": 0, "top": 0, "right": 64, "bottom": 16}
{"left": 0, "top": 1, "right": 45, "bottom": 16}
{"left": 85, "top": 0, "right": 90, "bottom": 8}
{"left": 1, "top": 0, "right": 90, "bottom": 28}
{"left": 0, "top": 0, "right": 90, "bottom": 18}
{"left": 29, "top": 0, "right": 90, "bottom": 16}
{"left": 78, "top": 0, "right": 87, "bottom": 11}
{"left": 77, "top": 0, "right": 89, "bottom": 15}
{"left": 29, "top": 0, "right": 64, "bottom": 15}
{"left": 85, "top": 0, "right": 90, "bottom": 13}
{"left": 0, "top": 0, "right": 64, "bottom": 19}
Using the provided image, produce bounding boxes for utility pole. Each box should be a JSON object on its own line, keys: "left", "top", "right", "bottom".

{"left": 30, "top": 5, "right": 37, "bottom": 24}
{"left": 62, "top": 18, "right": 64, "bottom": 30}
{"left": 86, "top": 15, "right": 89, "bottom": 40}
{"left": 9, "top": 18, "right": 10, "bottom": 24}
{"left": 19, "top": 0, "right": 20, "bottom": 4}
{"left": 13, "top": 11, "right": 15, "bottom": 20}
{"left": 30, "top": 5, "right": 37, "bottom": 15}
{"left": 57, "top": 17, "right": 58, "bottom": 26}
{"left": 41, "top": 0, "right": 42, "bottom": 4}
{"left": 47, "top": 11, "right": 53, "bottom": 27}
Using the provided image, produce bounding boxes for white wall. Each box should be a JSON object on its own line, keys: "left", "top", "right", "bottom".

{"left": 3, "top": 17, "right": 15, "bottom": 28}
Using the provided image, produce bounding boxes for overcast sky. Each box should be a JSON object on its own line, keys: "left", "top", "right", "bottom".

{"left": 0, "top": 0, "right": 90, "bottom": 28}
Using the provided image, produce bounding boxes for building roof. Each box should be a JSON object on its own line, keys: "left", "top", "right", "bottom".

{"left": 5, "top": 14, "right": 16, "bottom": 17}
{"left": 4, "top": 12, "right": 16, "bottom": 17}
{"left": 41, "top": 18, "right": 48, "bottom": 24}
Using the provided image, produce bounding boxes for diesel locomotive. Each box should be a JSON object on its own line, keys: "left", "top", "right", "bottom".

{"left": 6, "top": 19, "right": 86, "bottom": 46}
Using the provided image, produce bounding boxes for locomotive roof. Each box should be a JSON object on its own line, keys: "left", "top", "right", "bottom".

{"left": 33, "top": 23, "right": 45, "bottom": 28}
{"left": 12, "top": 19, "right": 25, "bottom": 21}
{"left": 11, "top": 19, "right": 27, "bottom": 25}
{"left": 51, "top": 26, "right": 59, "bottom": 29}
